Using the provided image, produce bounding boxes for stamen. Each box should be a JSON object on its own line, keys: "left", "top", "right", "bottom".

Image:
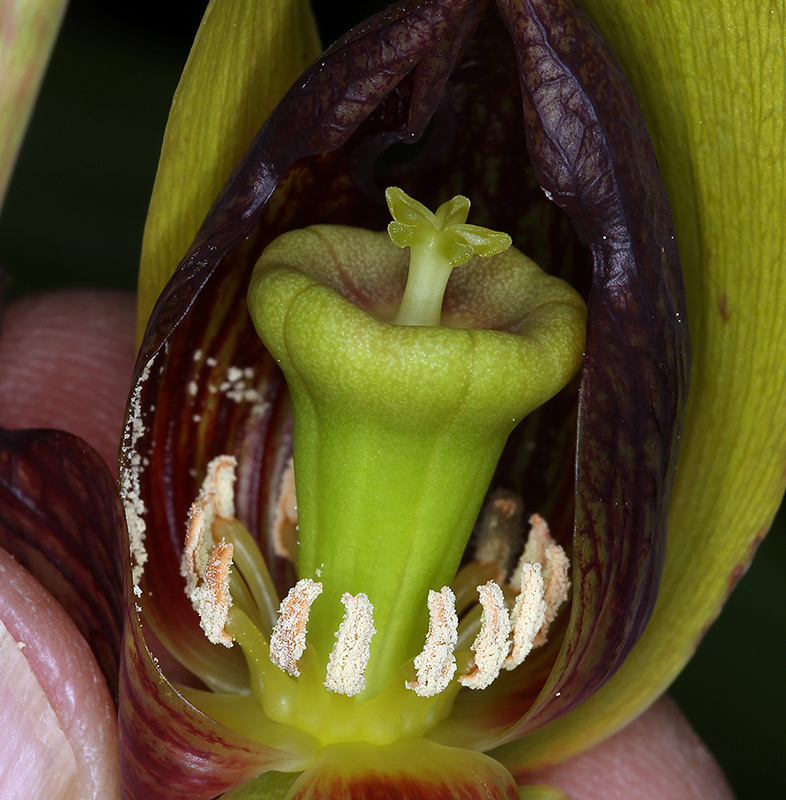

{"left": 204, "top": 455, "right": 238, "bottom": 519}
{"left": 182, "top": 490, "right": 213, "bottom": 595}
{"left": 190, "top": 540, "right": 235, "bottom": 647}
{"left": 272, "top": 456, "right": 299, "bottom": 563}
{"left": 269, "top": 578, "right": 323, "bottom": 676}
{"left": 473, "top": 489, "right": 524, "bottom": 579}
{"left": 406, "top": 587, "right": 459, "bottom": 697}
{"left": 181, "top": 455, "right": 238, "bottom": 594}
{"left": 504, "top": 562, "right": 546, "bottom": 669}
{"left": 510, "top": 513, "right": 551, "bottom": 590}
{"left": 324, "top": 593, "right": 376, "bottom": 697}
{"left": 508, "top": 514, "right": 570, "bottom": 647}
{"left": 535, "top": 544, "right": 570, "bottom": 647}
{"left": 458, "top": 581, "right": 511, "bottom": 690}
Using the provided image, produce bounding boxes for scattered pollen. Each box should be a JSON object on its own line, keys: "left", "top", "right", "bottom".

{"left": 505, "top": 562, "right": 546, "bottom": 669}
{"left": 324, "top": 593, "right": 376, "bottom": 697}
{"left": 407, "top": 586, "right": 458, "bottom": 697}
{"left": 459, "top": 581, "right": 511, "bottom": 690}
{"left": 121, "top": 357, "right": 153, "bottom": 586}
{"left": 270, "top": 578, "right": 323, "bottom": 676}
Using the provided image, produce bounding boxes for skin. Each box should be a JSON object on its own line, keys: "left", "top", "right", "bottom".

{"left": 0, "top": 289, "right": 734, "bottom": 800}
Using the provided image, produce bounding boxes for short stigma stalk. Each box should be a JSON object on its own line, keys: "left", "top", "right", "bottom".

{"left": 385, "top": 187, "right": 512, "bottom": 326}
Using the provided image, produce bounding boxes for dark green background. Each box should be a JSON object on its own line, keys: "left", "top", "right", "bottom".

{"left": 1, "top": 1, "right": 783, "bottom": 797}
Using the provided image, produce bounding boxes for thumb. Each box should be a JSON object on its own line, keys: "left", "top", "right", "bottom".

{"left": 0, "top": 290, "right": 137, "bottom": 476}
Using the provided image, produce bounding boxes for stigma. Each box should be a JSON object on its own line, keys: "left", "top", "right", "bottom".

{"left": 183, "top": 456, "right": 569, "bottom": 698}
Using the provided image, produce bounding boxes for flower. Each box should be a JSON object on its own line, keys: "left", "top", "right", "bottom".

{"left": 0, "top": 0, "right": 784, "bottom": 798}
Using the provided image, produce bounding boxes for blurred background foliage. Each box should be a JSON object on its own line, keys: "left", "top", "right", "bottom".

{"left": 0, "top": 0, "right": 783, "bottom": 797}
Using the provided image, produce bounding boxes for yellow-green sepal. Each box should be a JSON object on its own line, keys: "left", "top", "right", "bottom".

{"left": 492, "top": 0, "right": 786, "bottom": 770}
{"left": 136, "top": 0, "right": 321, "bottom": 341}
{"left": 0, "top": 0, "right": 68, "bottom": 211}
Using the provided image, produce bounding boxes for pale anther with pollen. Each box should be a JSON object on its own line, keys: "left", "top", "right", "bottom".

{"left": 324, "top": 593, "right": 376, "bottom": 697}
{"left": 181, "top": 455, "right": 238, "bottom": 595}
{"left": 204, "top": 454, "right": 238, "bottom": 519}
{"left": 182, "top": 456, "right": 239, "bottom": 646}
{"left": 510, "top": 513, "right": 552, "bottom": 590}
{"left": 191, "top": 540, "right": 235, "bottom": 647}
{"left": 535, "top": 543, "right": 570, "bottom": 647}
{"left": 269, "top": 578, "right": 323, "bottom": 676}
{"left": 406, "top": 586, "right": 459, "bottom": 697}
{"left": 458, "top": 581, "right": 511, "bottom": 689}
{"left": 504, "top": 561, "right": 546, "bottom": 669}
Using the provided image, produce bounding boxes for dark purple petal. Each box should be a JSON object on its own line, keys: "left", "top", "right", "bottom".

{"left": 0, "top": 427, "right": 123, "bottom": 698}
{"left": 136, "top": 0, "right": 489, "bottom": 368}
{"left": 435, "top": 0, "right": 689, "bottom": 747}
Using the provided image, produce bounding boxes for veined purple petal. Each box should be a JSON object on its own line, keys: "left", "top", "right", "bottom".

{"left": 0, "top": 427, "right": 123, "bottom": 697}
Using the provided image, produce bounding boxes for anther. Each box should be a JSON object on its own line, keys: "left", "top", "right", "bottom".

{"left": 510, "top": 513, "right": 551, "bottom": 590}
{"left": 535, "top": 544, "right": 570, "bottom": 647}
{"left": 509, "top": 514, "right": 569, "bottom": 647}
{"left": 407, "top": 586, "right": 459, "bottom": 697}
{"left": 473, "top": 489, "right": 524, "bottom": 580}
{"left": 181, "top": 455, "right": 238, "bottom": 595}
{"left": 504, "top": 562, "right": 546, "bottom": 669}
{"left": 190, "top": 540, "right": 234, "bottom": 647}
{"left": 269, "top": 578, "right": 323, "bottom": 676}
{"left": 458, "top": 581, "right": 511, "bottom": 690}
{"left": 204, "top": 455, "right": 237, "bottom": 520}
{"left": 272, "top": 456, "right": 298, "bottom": 564}
{"left": 324, "top": 593, "right": 376, "bottom": 697}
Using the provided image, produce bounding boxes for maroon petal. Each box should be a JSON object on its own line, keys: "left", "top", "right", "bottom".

{"left": 435, "top": 0, "right": 689, "bottom": 748}
{"left": 119, "top": 601, "right": 310, "bottom": 800}
{"left": 0, "top": 427, "right": 124, "bottom": 698}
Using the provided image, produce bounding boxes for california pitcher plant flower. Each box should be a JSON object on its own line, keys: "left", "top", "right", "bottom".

{"left": 0, "top": 0, "right": 784, "bottom": 798}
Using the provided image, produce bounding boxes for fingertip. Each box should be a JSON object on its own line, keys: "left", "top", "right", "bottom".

{"left": 0, "top": 290, "right": 136, "bottom": 476}
{"left": 525, "top": 697, "right": 734, "bottom": 800}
